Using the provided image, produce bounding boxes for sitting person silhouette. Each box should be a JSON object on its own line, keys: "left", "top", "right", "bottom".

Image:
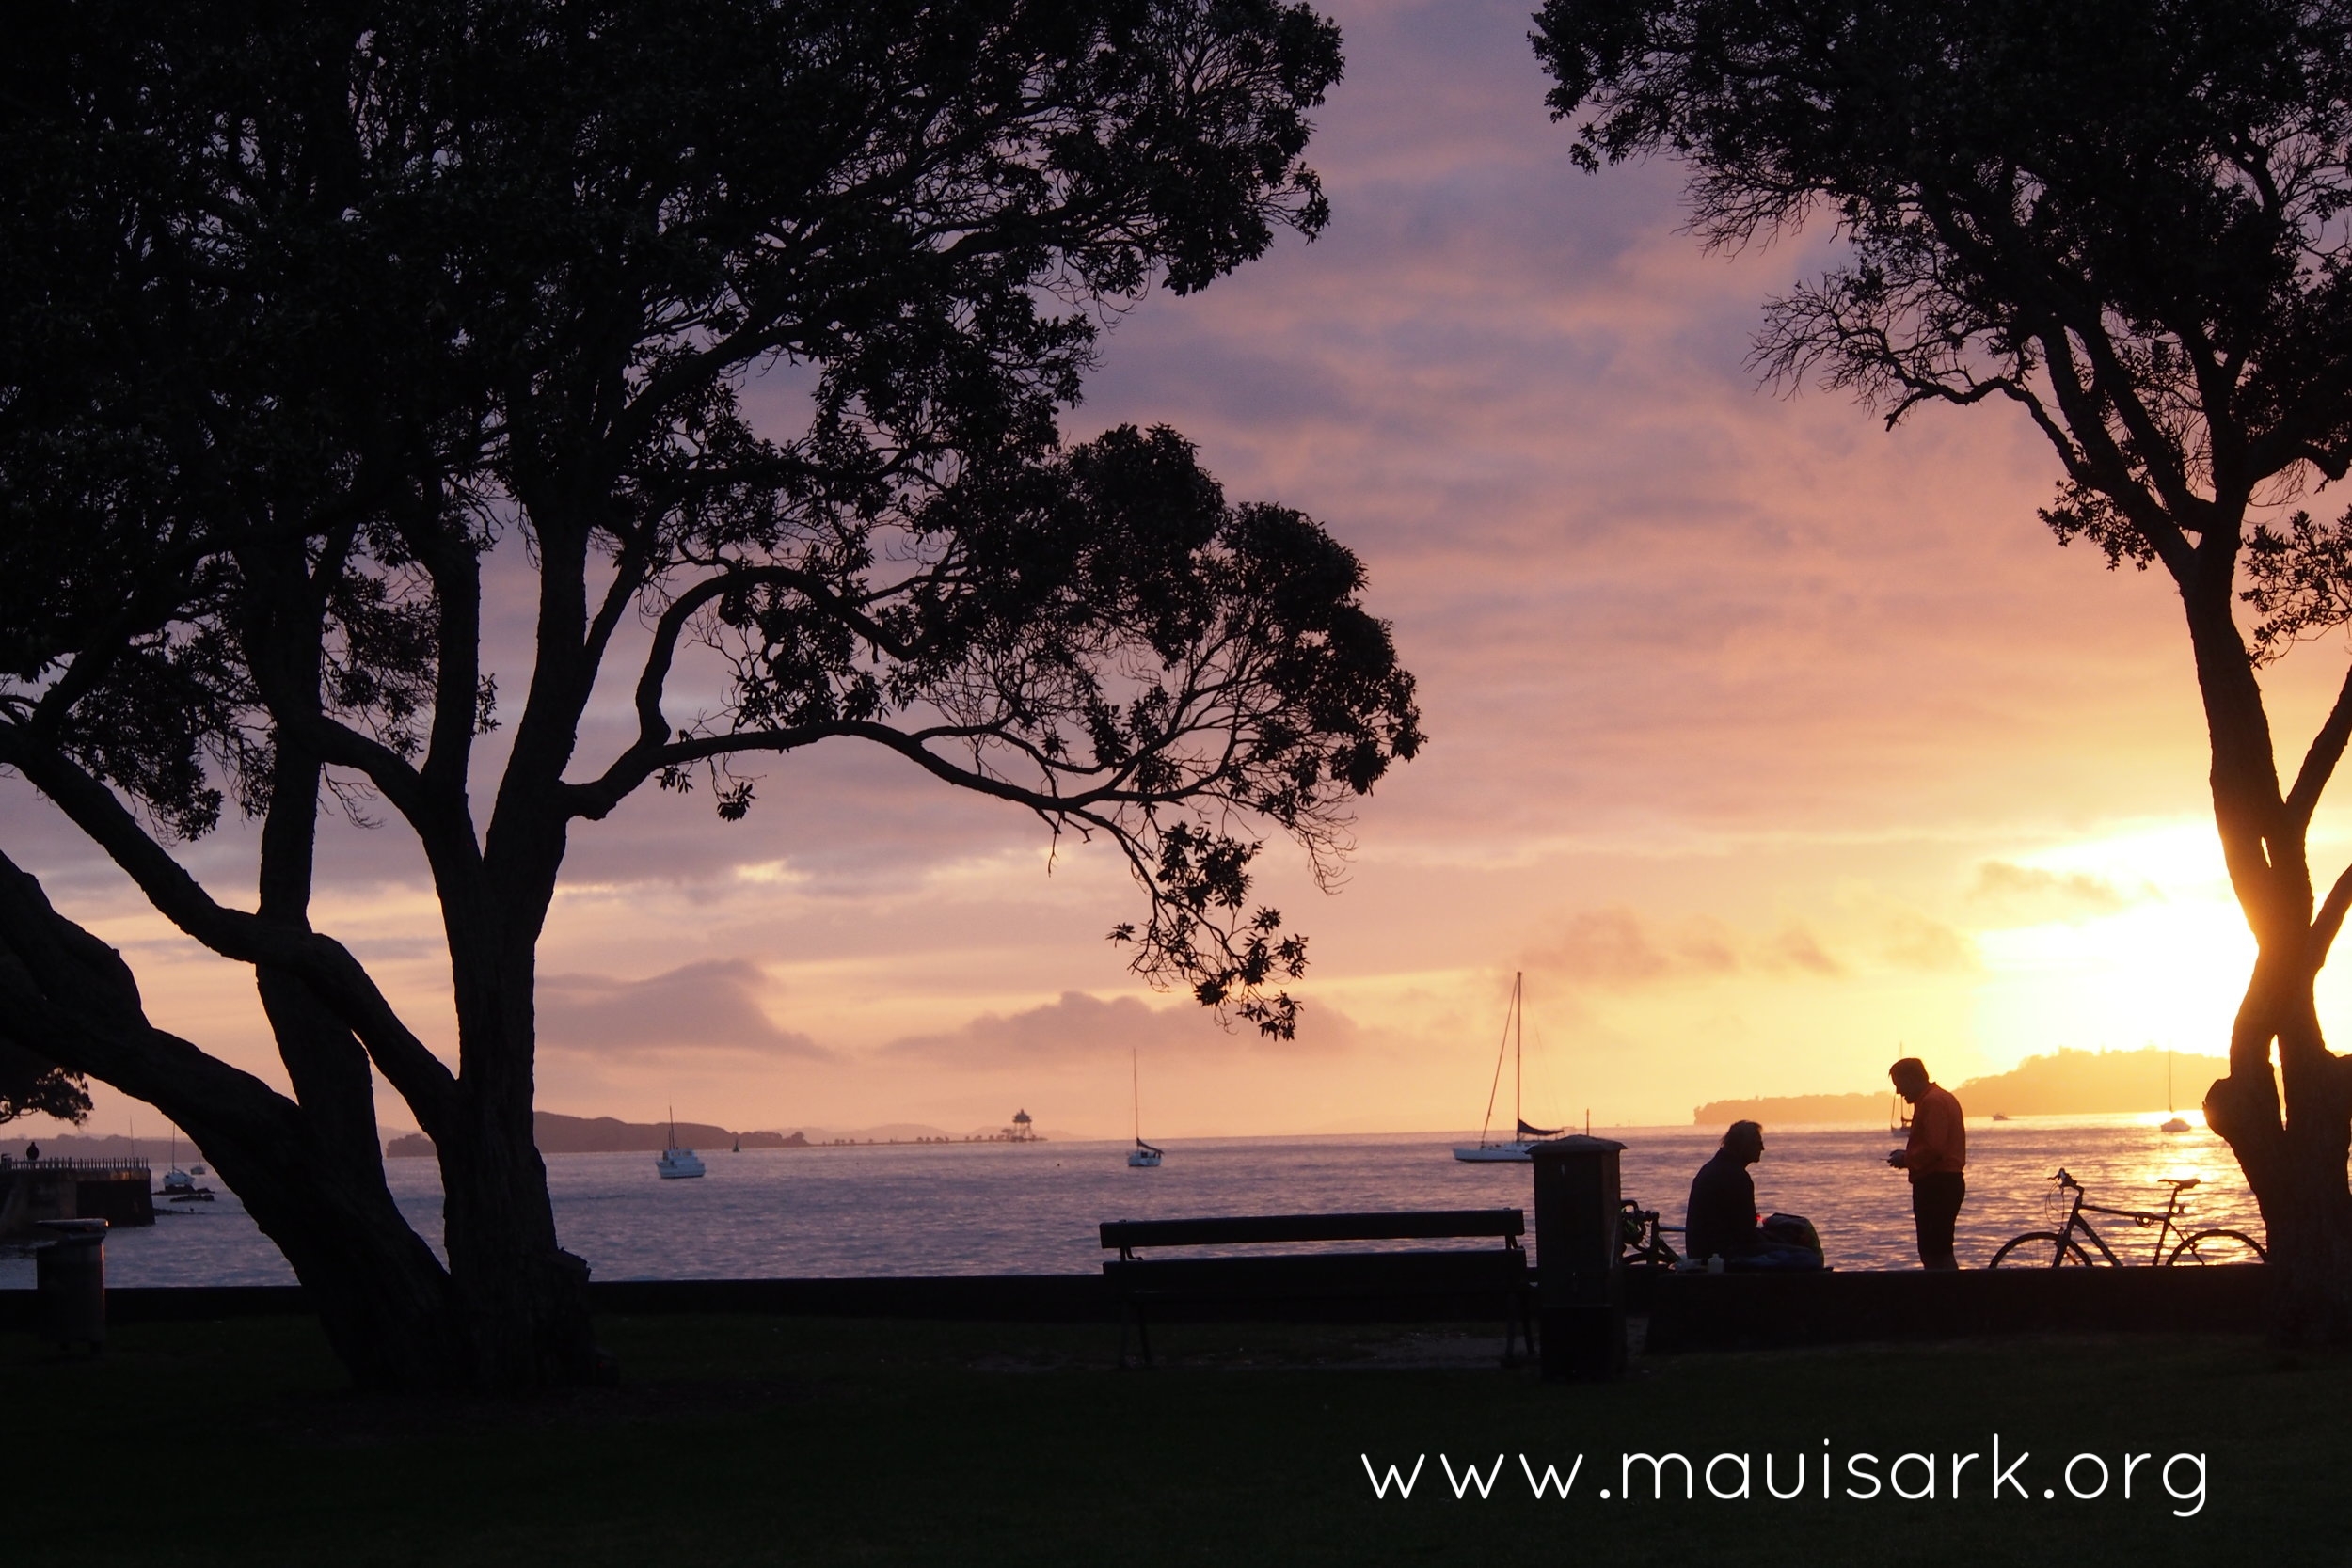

{"left": 1684, "top": 1120, "right": 1823, "bottom": 1271}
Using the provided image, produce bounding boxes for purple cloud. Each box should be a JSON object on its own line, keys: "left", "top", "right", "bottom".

{"left": 535, "top": 959, "right": 828, "bottom": 1060}
{"left": 879, "top": 990, "right": 1359, "bottom": 1066}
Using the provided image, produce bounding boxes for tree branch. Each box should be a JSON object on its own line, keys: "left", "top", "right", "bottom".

{"left": 2309, "top": 858, "right": 2352, "bottom": 974}
{"left": 0, "top": 847, "right": 303, "bottom": 1137}
{"left": 0, "top": 727, "right": 457, "bottom": 1120}
{"left": 2287, "top": 659, "right": 2352, "bottom": 830}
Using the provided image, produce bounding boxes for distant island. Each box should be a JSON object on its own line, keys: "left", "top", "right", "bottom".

{"left": 384, "top": 1112, "right": 1084, "bottom": 1156}
{"left": 386, "top": 1112, "right": 808, "bottom": 1157}
{"left": 1694, "top": 1046, "right": 2230, "bottom": 1125}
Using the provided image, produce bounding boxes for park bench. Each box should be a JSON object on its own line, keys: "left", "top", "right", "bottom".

{"left": 1098, "top": 1209, "right": 1534, "bottom": 1367}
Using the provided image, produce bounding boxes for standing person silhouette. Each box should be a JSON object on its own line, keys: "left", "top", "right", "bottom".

{"left": 1885, "top": 1058, "right": 1964, "bottom": 1269}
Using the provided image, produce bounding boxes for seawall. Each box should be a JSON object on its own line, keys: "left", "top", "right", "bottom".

{"left": 0, "top": 1265, "right": 2271, "bottom": 1347}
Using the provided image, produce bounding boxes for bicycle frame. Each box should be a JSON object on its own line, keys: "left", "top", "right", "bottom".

{"left": 2049, "top": 1168, "right": 2190, "bottom": 1265}
{"left": 1618, "top": 1201, "right": 1684, "bottom": 1269}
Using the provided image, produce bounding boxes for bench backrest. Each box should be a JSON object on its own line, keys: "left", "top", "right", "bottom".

{"left": 1101, "top": 1208, "right": 1523, "bottom": 1254}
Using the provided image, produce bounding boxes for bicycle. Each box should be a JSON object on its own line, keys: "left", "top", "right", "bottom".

{"left": 1988, "top": 1167, "right": 2267, "bottom": 1267}
{"left": 1618, "top": 1200, "right": 1685, "bottom": 1270}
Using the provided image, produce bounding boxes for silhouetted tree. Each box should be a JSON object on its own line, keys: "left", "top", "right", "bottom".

{"left": 0, "top": 1037, "right": 88, "bottom": 1127}
{"left": 1537, "top": 0, "right": 2352, "bottom": 1333}
{"left": 0, "top": 0, "right": 1419, "bottom": 1388}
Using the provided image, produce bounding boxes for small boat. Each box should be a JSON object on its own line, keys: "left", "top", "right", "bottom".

{"left": 162, "top": 1167, "right": 215, "bottom": 1201}
{"left": 160, "top": 1132, "right": 216, "bottom": 1200}
{"left": 657, "top": 1107, "right": 706, "bottom": 1180}
{"left": 1453, "top": 974, "right": 1564, "bottom": 1163}
{"left": 1991, "top": 1113, "right": 2010, "bottom": 1123}
{"left": 1127, "top": 1048, "right": 1163, "bottom": 1167}
{"left": 2159, "top": 1050, "right": 2191, "bottom": 1132}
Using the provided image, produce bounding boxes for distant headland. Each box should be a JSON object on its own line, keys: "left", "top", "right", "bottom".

{"left": 1694, "top": 1046, "right": 2231, "bottom": 1125}
{"left": 385, "top": 1112, "right": 807, "bottom": 1157}
{"left": 382, "top": 1110, "right": 1080, "bottom": 1156}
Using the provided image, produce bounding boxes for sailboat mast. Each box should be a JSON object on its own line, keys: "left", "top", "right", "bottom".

{"left": 1476, "top": 975, "right": 1513, "bottom": 1147}
{"left": 1513, "top": 972, "right": 1523, "bottom": 1132}
{"left": 1132, "top": 1048, "right": 1141, "bottom": 1143}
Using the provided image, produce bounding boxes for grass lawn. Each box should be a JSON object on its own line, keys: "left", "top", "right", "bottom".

{"left": 10, "top": 1313, "right": 2344, "bottom": 1566}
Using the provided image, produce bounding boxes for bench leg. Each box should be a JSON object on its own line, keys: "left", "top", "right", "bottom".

{"left": 1117, "top": 1301, "right": 1155, "bottom": 1370}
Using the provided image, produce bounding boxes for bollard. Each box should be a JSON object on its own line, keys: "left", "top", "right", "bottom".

{"left": 1529, "top": 1136, "right": 1626, "bottom": 1381}
{"left": 35, "top": 1217, "right": 107, "bottom": 1354}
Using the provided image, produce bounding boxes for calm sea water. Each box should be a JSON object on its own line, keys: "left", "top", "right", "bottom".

{"left": 0, "top": 1115, "right": 2266, "bottom": 1290}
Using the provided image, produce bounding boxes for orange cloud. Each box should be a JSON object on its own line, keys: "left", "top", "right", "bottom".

{"left": 1967, "top": 861, "right": 2141, "bottom": 925}
{"left": 1526, "top": 905, "right": 1866, "bottom": 985}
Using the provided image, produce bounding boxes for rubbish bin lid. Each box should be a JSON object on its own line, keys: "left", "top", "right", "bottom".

{"left": 34, "top": 1218, "right": 109, "bottom": 1235}
{"left": 1527, "top": 1134, "right": 1628, "bottom": 1155}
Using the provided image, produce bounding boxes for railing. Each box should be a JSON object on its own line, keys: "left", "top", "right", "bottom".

{"left": 0, "top": 1158, "right": 151, "bottom": 1174}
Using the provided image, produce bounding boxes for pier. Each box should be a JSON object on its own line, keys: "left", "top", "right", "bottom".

{"left": 0, "top": 1158, "right": 155, "bottom": 1239}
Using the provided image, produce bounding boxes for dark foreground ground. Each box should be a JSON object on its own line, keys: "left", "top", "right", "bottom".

{"left": 10, "top": 1314, "right": 2344, "bottom": 1566}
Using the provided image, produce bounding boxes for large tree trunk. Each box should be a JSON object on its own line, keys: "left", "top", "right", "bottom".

{"left": 431, "top": 886, "right": 603, "bottom": 1388}
{"left": 2205, "top": 1006, "right": 2352, "bottom": 1342}
{"left": 171, "top": 1093, "right": 467, "bottom": 1388}
{"left": 2208, "top": 970, "right": 2352, "bottom": 1343}
{"left": 431, "top": 1114, "right": 602, "bottom": 1387}
{"left": 192, "top": 987, "right": 599, "bottom": 1391}
{"left": 2185, "top": 567, "right": 2352, "bottom": 1343}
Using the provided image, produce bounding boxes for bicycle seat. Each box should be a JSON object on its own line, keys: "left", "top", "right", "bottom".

{"left": 2160, "top": 1177, "right": 2200, "bottom": 1190}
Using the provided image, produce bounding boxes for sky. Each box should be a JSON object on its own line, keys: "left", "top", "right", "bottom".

{"left": 15, "top": 0, "right": 2352, "bottom": 1144}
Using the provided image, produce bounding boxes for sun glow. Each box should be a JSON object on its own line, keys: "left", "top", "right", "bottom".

{"left": 1968, "top": 820, "right": 2254, "bottom": 1069}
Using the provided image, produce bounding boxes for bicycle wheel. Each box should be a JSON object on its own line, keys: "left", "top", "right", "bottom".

{"left": 2168, "top": 1228, "right": 2268, "bottom": 1265}
{"left": 1989, "top": 1230, "right": 2094, "bottom": 1267}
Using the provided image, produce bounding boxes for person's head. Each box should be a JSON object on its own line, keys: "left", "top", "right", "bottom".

{"left": 1889, "top": 1057, "right": 1931, "bottom": 1102}
{"left": 1722, "top": 1119, "right": 1764, "bottom": 1164}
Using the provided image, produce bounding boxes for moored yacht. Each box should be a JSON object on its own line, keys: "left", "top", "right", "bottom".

{"left": 2159, "top": 1050, "right": 2192, "bottom": 1132}
{"left": 657, "top": 1107, "right": 706, "bottom": 1179}
{"left": 1127, "top": 1048, "right": 1163, "bottom": 1166}
{"left": 1453, "top": 973, "right": 1563, "bottom": 1163}
{"left": 160, "top": 1131, "right": 216, "bottom": 1201}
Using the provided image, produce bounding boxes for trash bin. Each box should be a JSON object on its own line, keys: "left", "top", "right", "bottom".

{"left": 1529, "top": 1136, "right": 1626, "bottom": 1381}
{"left": 36, "top": 1217, "right": 106, "bottom": 1353}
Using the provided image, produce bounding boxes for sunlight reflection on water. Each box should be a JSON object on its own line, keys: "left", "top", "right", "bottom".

{"left": 0, "top": 1116, "right": 2266, "bottom": 1289}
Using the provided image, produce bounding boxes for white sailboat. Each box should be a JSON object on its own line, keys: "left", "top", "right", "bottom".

{"left": 1453, "top": 973, "right": 1563, "bottom": 1163}
{"left": 2160, "top": 1048, "right": 2191, "bottom": 1133}
{"left": 160, "top": 1129, "right": 215, "bottom": 1201}
{"left": 1127, "top": 1048, "right": 1163, "bottom": 1167}
{"left": 656, "top": 1107, "right": 706, "bottom": 1179}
